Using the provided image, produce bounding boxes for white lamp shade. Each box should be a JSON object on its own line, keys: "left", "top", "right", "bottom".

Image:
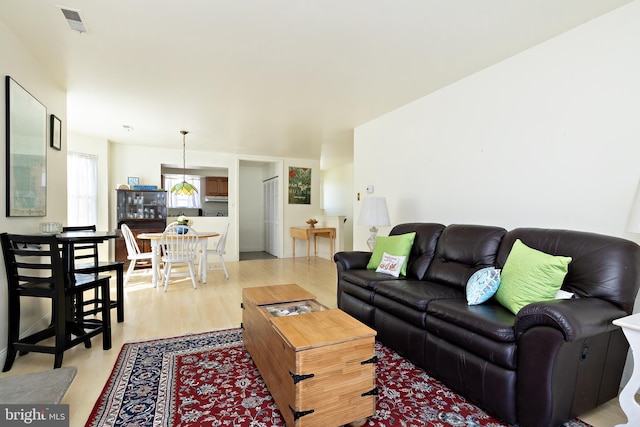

{"left": 627, "top": 181, "right": 640, "bottom": 233}
{"left": 359, "top": 197, "right": 391, "bottom": 227}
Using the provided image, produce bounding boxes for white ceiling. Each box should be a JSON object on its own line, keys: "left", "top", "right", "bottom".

{"left": 0, "top": 0, "right": 632, "bottom": 168}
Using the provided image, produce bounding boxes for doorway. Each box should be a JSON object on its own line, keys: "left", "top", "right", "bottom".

{"left": 238, "top": 160, "right": 282, "bottom": 260}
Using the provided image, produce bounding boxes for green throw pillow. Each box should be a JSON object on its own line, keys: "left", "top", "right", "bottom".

{"left": 495, "top": 239, "right": 572, "bottom": 315}
{"left": 367, "top": 232, "right": 416, "bottom": 276}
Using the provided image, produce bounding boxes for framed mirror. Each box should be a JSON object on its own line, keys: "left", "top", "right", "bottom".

{"left": 5, "top": 76, "right": 47, "bottom": 217}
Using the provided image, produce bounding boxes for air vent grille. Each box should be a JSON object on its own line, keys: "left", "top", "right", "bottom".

{"left": 59, "top": 7, "right": 88, "bottom": 33}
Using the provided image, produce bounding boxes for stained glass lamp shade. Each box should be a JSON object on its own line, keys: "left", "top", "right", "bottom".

{"left": 171, "top": 130, "right": 198, "bottom": 196}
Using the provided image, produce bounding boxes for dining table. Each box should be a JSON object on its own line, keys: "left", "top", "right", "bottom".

{"left": 137, "top": 231, "right": 220, "bottom": 288}
{"left": 55, "top": 230, "right": 120, "bottom": 275}
{"left": 55, "top": 230, "right": 122, "bottom": 321}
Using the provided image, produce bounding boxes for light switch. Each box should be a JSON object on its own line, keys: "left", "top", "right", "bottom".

{"left": 366, "top": 185, "right": 374, "bottom": 194}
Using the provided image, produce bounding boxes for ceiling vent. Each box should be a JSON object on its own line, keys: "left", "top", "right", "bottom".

{"left": 59, "top": 6, "right": 88, "bottom": 33}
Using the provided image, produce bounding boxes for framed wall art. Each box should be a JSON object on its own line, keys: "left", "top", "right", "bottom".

{"left": 50, "top": 114, "right": 61, "bottom": 150}
{"left": 5, "top": 76, "right": 47, "bottom": 217}
{"left": 288, "top": 166, "right": 311, "bottom": 204}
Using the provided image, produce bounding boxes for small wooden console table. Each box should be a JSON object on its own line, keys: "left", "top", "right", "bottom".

{"left": 290, "top": 226, "right": 336, "bottom": 260}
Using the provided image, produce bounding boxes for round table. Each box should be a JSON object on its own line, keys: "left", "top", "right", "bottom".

{"left": 137, "top": 232, "right": 220, "bottom": 287}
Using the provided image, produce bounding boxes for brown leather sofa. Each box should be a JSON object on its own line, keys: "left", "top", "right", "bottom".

{"left": 334, "top": 223, "right": 640, "bottom": 426}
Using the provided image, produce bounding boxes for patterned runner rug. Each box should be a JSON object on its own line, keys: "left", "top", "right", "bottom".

{"left": 86, "top": 328, "right": 590, "bottom": 426}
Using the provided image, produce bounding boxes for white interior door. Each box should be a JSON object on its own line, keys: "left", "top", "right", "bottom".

{"left": 263, "top": 177, "right": 280, "bottom": 256}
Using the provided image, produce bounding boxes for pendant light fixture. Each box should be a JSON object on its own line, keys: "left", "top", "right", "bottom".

{"left": 170, "top": 130, "right": 198, "bottom": 195}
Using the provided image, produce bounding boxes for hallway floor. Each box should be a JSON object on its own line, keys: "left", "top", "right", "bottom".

{"left": 239, "top": 251, "right": 277, "bottom": 261}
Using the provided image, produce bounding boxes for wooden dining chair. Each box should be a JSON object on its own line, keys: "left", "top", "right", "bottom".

{"left": 62, "top": 225, "right": 125, "bottom": 322}
{"left": 201, "top": 223, "right": 229, "bottom": 279}
{"left": 0, "top": 233, "right": 112, "bottom": 371}
{"left": 120, "top": 223, "right": 156, "bottom": 285}
{"left": 160, "top": 223, "right": 199, "bottom": 291}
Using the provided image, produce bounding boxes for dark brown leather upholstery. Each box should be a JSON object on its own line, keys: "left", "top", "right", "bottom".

{"left": 335, "top": 223, "right": 640, "bottom": 427}
{"left": 390, "top": 222, "right": 445, "bottom": 279}
{"left": 424, "top": 224, "right": 506, "bottom": 288}
{"left": 497, "top": 228, "right": 640, "bottom": 314}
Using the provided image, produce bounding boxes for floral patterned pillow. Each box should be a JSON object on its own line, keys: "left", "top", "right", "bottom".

{"left": 376, "top": 252, "right": 406, "bottom": 278}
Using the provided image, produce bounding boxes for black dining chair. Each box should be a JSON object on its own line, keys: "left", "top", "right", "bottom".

{"left": 1, "top": 233, "right": 112, "bottom": 371}
{"left": 62, "top": 225, "right": 125, "bottom": 322}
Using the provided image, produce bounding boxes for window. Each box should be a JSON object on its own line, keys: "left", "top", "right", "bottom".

{"left": 67, "top": 152, "right": 98, "bottom": 226}
{"left": 165, "top": 175, "right": 202, "bottom": 208}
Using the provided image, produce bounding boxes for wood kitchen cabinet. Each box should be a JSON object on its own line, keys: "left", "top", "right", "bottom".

{"left": 205, "top": 177, "right": 228, "bottom": 196}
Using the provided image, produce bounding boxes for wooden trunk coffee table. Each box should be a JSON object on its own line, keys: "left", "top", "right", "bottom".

{"left": 242, "top": 284, "right": 377, "bottom": 426}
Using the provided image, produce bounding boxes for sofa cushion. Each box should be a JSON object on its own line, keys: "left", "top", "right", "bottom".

{"left": 466, "top": 267, "right": 501, "bottom": 305}
{"left": 495, "top": 239, "right": 571, "bottom": 315}
{"left": 390, "top": 223, "right": 446, "bottom": 279}
{"left": 427, "top": 298, "right": 516, "bottom": 343}
{"left": 426, "top": 315, "right": 517, "bottom": 370}
{"left": 371, "top": 293, "right": 428, "bottom": 328}
{"left": 367, "top": 232, "right": 416, "bottom": 276}
{"left": 338, "top": 280, "right": 376, "bottom": 304}
{"left": 340, "top": 269, "right": 403, "bottom": 289}
{"left": 373, "top": 280, "right": 463, "bottom": 312}
{"left": 425, "top": 224, "right": 506, "bottom": 290}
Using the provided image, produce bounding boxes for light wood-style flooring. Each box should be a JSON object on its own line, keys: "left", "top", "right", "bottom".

{"left": 0, "top": 257, "right": 627, "bottom": 426}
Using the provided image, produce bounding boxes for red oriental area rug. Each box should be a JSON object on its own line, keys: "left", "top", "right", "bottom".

{"left": 86, "top": 328, "right": 591, "bottom": 426}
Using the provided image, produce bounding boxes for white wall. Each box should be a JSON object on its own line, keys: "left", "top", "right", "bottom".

{"left": 0, "top": 20, "right": 68, "bottom": 364}
{"left": 354, "top": 1, "right": 640, "bottom": 252}
{"left": 322, "top": 163, "right": 354, "bottom": 251}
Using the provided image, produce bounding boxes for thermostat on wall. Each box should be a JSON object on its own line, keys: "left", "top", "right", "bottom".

{"left": 366, "top": 185, "right": 374, "bottom": 193}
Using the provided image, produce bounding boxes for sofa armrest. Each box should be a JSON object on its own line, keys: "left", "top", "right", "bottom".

{"left": 334, "top": 251, "right": 372, "bottom": 273}
{"left": 515, "top": 298, "right": 626, "bottom": 341}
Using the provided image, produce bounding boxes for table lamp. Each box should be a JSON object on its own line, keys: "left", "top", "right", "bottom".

{"left": 359, "top": 197, "right": 391, "bottom": 250}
